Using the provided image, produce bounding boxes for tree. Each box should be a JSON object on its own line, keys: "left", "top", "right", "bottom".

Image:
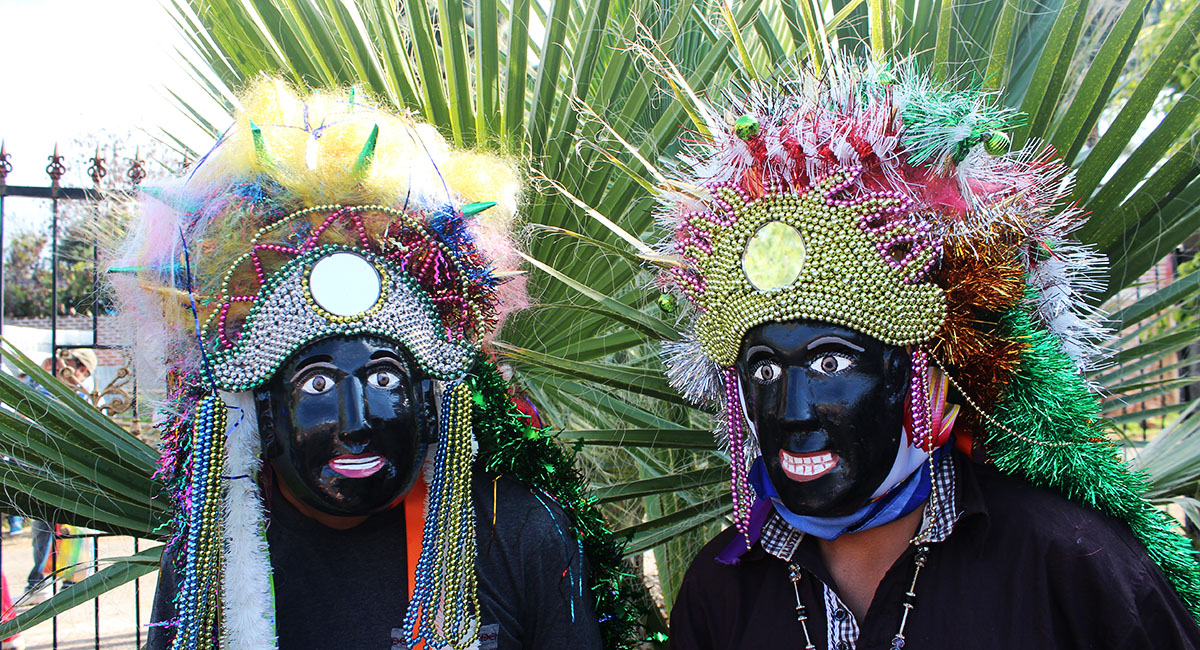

{"left": 3, "top": 222, "right": 103, "bottom": 319}
{"left": 3, "top": 0, "right": 1200, "bottom": 641}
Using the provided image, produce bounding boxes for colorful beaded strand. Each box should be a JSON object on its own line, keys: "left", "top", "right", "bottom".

{"left": 402, "top": 388, "right": 452, "bottom": 647}
{"left": 442, "top": 382, "right": 479, "bottom": 643}
{"left": 909, "top": 349, "right": 932, "bottom": 450}
{"left": 195, "top": 397, "right": 227, "bottom": 648}
{"left": 402, "top": 381, "right": 479, "bottom": 650}
{"left": 173, "top": 398, "right": 211, "bottom": 650}
{"left": 724, "top": 368, "right": 752, "bottom": 542}
{"left": 172, "top": 394, "right": 226, "bottom": 650}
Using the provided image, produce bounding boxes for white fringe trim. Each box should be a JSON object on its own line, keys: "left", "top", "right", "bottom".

{"left": 220, "top": 391, "right": 278, "bottom": 650}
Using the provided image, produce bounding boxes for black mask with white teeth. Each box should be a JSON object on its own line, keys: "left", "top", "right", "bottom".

{"left": 736, "top": 320, "right": 910, "bottom": 517}
{"left": 255, "top": 335, "right": 436, "bottom": 518}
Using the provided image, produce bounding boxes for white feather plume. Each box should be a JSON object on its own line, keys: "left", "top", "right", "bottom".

{"left": 220, "top": 391, "right": 278, "bottom": 650}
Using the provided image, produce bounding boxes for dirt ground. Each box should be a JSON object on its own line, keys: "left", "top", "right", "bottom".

{"left": 1, "top": 529, "right": 159, "bottom": 650}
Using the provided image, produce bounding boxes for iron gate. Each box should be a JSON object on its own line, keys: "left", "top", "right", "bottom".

{"left": 0, "top": 141, "right": 167, "bottom": 650}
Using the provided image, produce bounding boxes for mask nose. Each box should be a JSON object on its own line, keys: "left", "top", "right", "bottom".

{"left": 338, "top": 376, "right": 370, "bottom": 444}
{"left": 780, "top": 367, "right": 818, "bottom": 428}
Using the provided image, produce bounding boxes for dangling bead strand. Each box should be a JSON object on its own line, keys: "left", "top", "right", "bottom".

{"left": 724, "top": 369, "right": 752, "bottom": 541}
{"left": 909, "top": 348, "right": 932, "bottom": 449}
{"left": 787, "top": 564, "right": 817, "bottom": 650}
{"left": 173, "top": 394, "right": 227, "bottom": 650}
{"left": 787, "top": 544, "right": 932, "bottom": 650}
{"left": 403, "top": 381, "right": 479, "bottom": 650}
{"left": 891, "top": 545, "right": 930, "bottom": 649}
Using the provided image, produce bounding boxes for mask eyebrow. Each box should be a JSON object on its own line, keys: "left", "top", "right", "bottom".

{"left": 805, "top": 336, "right": 865, "bottom": 352}
{"left": 368, "top": 349, "right": 406, "bottom": 367}
{"left": 289, "top": 356, "right": 336, "bottom": 384}
{"left": 743, "top": 345, "right": 777, "bottom": 359}
{"left": 366, "top": 357, "right": 405, "bottom": 371}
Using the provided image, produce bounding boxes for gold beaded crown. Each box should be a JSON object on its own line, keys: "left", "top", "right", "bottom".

{"left": 675, "top": 166, "right": 945, "bottom": 367}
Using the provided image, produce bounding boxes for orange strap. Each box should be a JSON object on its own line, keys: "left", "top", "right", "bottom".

{"left": 403, "top": 475, "right": 428, "bottom": 603}
{"left": 402, "top": 475, "right": 430, "bottom": 649}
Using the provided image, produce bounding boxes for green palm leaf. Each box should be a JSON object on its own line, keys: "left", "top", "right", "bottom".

{"left": 5, "top": 0, "right": 1198, "bottom": 636}
{"left": 0, "top": 340, "right": 166, "bottom": 633}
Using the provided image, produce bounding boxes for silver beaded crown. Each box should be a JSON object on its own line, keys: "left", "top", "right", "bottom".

{"left": 199, "top": 203, "right": 497, "bottom": 391}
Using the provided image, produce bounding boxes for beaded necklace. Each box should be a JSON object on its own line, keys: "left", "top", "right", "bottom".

{"left": 787, "top": 543, "right": 930, "bottom": 650}
{"left": 786, "top": 451, "right": 941, "bottom": 650}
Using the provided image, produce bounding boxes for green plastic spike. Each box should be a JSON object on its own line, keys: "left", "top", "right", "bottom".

{"left": 461, "top": 201, "right": 497, "bottom": 216}
{"left": 105, "top": 265, "right": 142, "bottom": 274}
{"left": 142, "top": 185, "right": 203, "bottom": 213}
{"left": 353, "top": 125, "right": 380, "bottom": 175}
{"left": 250, "top": 120, "right": 267, "bottom": 161}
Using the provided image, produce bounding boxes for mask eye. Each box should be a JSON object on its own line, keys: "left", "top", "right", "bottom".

{"left": 809, "top": 353, "right": 853, "bottom": 375}
{"left": 751, "top": 361, "right": 782, "bottom": 384}
{"left": 368, "top": 370, "right": 401, "bottom": 389}
{"left": 300, "top": 373, "right": 335, "bottom": 395}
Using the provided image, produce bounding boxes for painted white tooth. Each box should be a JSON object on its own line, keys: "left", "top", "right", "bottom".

{"left": 780, "top": 451, "right": 835, "bottom": 477}
{"left": 335, "top": 457, "right": 382, "bottom": 468}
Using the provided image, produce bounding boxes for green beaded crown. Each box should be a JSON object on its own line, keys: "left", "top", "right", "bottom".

{"left": 676, "top": 167, "right": 945, "bottom": 367}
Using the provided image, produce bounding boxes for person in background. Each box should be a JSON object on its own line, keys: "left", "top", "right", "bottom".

{"left": 19, "top": 348, "right": 97, "bottom": 606}
{"left": 1, "top": 574, "right": 23, "bottom": 650}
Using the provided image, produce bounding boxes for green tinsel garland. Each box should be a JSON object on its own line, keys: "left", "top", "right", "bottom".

{"left": 985, "top": 290, "right": 1200, "bottom": 619}
{"left": 896, "top": 71, "right": 1023, "bottom": 164}
{"left": 467, "top": 360, "right": 641, "bottom": 649}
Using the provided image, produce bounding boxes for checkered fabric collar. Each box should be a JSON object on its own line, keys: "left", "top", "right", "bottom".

{"left": 761, "top": 452, "right": 960, "bottom": 562}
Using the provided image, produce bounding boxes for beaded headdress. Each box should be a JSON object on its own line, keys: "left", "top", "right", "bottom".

{"left": 109, "top": 80, "right": 635, "bottom": 650}
{"left": 653, "top": 58, "right": 1200, "bottom": 615}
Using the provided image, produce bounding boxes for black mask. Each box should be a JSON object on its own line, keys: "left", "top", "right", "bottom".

{"left": 255, "top": 335, "right": 436, "bottom": 517}
{"left": 736, "top": 320, "right": 910, "bottom": 517}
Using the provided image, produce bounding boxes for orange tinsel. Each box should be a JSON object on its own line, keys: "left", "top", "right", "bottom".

{"left": 930, "top": 226, "right": 1030, "bottom": 437}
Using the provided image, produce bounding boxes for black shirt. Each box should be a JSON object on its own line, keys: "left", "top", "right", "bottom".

{"left": 670, "top": 455, "right": 1200, "bottom": 649}
{"left": 148, "top": 473, "right": 602, "bottom": 649}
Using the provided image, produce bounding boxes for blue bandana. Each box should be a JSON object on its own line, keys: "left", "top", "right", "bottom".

{"left": 748, "top": 448, "right": 942, "bottom": 541}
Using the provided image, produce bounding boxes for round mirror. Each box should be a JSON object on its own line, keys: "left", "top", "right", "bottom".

{"left": 309, "top": 252, "right": 382, "bottom": 317}
{"left": 742, "top": 221, "right": 806, "bottom": 291}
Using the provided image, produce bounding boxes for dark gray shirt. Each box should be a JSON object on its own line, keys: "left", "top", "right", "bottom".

{"left": 670, "top": 454, "right": 1200, "bottom": 649}
{"left": 149, "top": 472, "right": 602, "bottom": 649}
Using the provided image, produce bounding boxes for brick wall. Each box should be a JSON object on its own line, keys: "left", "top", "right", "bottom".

{"left": 3, "top": 314, "right": 125, "bottom": 366}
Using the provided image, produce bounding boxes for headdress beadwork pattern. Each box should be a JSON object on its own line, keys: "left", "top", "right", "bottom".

{"left": 676, "top": 167, "right": 945, "bottom": 367}
{"left": 110, "top": 79, "right": 638, "bottom": 650}
{"left": 651, "top": 57, "right": 1200, "bottom": 617}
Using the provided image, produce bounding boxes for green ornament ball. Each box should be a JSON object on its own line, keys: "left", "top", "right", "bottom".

{"left": 733, "top": 114, "right": 760, "bottom": 140}
{"left": 657, "top": 293, "right": 679, "bottom": 314}
{"left": 985, "top": 131, "right": 1011, "bottom": 156}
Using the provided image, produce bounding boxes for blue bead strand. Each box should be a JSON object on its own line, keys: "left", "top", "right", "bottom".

{"left": 171, "top": 394, "right": 226, "bottom": 650}
{"left": 401, "top": 383, "right": 454, "bottom": 647}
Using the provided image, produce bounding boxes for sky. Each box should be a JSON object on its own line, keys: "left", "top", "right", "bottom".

{"left": 0, "top": 0, "right": 221, "bottom": 229}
